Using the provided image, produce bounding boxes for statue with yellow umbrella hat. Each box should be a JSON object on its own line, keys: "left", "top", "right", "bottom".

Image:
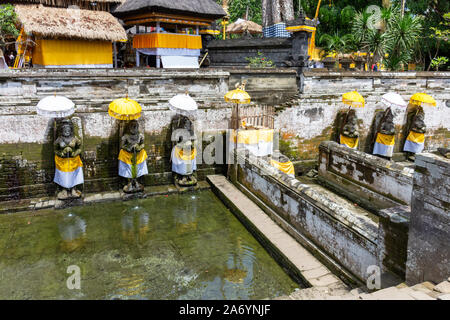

{"left": 225, "top": 81, "right": 251, "bottom": 178}
{"left": 339, "top": 91, "right": 365, "bottom": 150}
{"left": 403, "top": 93, "right": 436, "bottom": 160}
{"left": 108, "top": 96, "right": 148, "bottom": 193}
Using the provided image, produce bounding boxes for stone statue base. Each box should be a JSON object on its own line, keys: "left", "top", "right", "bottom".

{"left": 57, "top": 188, "right": 82, "bottom": 201}
{"left": 55, "top": 197, "right": 83, "bottom": 210}
{"left": 123, "top": 179, "right": 144, "bottom": 194}
{"left": 438, "top": 148, "right": 450, "bottom": 159}
{"left": 174, "top": 174, "right": 197, "bottom": 188}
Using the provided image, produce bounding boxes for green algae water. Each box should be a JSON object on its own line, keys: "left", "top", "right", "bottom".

{"left": 0, "top": 190, "right": 299, "bottom": 300}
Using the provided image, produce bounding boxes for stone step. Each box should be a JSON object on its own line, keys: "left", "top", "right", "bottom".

{"left": 360, "top": 287, "right": 415, "bottom": 300}
{"left": 433, "top": 281, "right": 450, "bottom": 294}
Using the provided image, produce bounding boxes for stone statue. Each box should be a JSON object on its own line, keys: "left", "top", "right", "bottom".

{"left": 404, "top": 108, "right": 427, "bottom": 160}
{"left": 379, "top": 108, "right": 395, "bottom": 136}
{"left": 342, "top": 109, "right": 359, "bottom": 138}
{"left": 171, "top": 114, "right": 198, "bottom": 187}
{"left": 373, "top": 108, "right": 396, "bottom": 160}
{"left": 339, "top": 109, "right": 360, "bottom": 150}
{"left": 54, "top": 119, "right": 84, "bottom": 200}
{"left": 118, "top": 120, "right": 148, "bottom": 193}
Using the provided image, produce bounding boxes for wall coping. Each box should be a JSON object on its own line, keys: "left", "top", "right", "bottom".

{"left": 303, "top": 71, "right": 450, "bottom": 79}
{"left": 0, "top": 68, "right": 231, "bottom": 79}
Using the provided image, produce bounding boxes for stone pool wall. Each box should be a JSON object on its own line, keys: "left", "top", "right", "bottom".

{"left": 0, "top": 69, "right": 449, "bottom": 202}
{"left": 406, "top": 153, "right": 450, "bottom": 285}
{"left": 318, "top": 141, "right": 414, "bottom": 208}
{"left": 0, "top": 69, "right": 231, "bottom": 201}
{"left": 231, "top": 150, "right": 379, "bottom": 285}
{"left": 277, "top": 71, "right": 450, "bottom": 162}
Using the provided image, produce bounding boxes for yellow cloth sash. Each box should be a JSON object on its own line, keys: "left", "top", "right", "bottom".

{"left": 55, "top": 155, "right": 83, "bottom": 173}
{"left": 271, "top": 160, "right": 295, "bottom": 176}
{"left": 406, "top": 131, "right": 425, "bottom": 144}
{"left": 133, "top": 33, "right": 202, "bottom": 49}
{"left": 340, "top": 135, "right": 359, "bottom": 149}
{"left": 175, "top": 147, "right": 197, "bottom": 161}
{"left": 376, "top": 133, "right": 395, "bottom": 146}
{"left": 231, "top": 129, "right": 274, "bottom": 144}
{"left": 118, "top": 149, "right": 148, "bottom": 165}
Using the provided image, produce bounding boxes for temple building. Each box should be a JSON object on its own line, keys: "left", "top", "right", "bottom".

{"left": 113, "top": 0, "right": 226, "bottom": 68}
{"left": 8, "top": 0, "right": 127, "bottom": 68}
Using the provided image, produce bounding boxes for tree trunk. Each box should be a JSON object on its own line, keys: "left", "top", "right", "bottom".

{"left": 271, "top": 0, "right": 282, "bottom": 25}
{"left": 263, "top": 0, "right": 295, "bottom": 27}
{"left": 281, "top": 0, "right": 295, "bottom": 22}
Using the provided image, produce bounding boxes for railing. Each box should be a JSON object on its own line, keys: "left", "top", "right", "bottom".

{"left": 231, "top": 105, "right": 275, "bottom": 130}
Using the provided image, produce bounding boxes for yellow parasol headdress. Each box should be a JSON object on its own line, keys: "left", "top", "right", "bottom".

{"left": 108, "top": 97, "right": 142, "bottom": 120}
{"left": 409, "top": 93, "right": 436, "bottom": 108}
{"left": 224, "top": 86, "right": 251, "bottom": 104}
{"left": 342, "top": 91, "right": 365, "bottom": 108}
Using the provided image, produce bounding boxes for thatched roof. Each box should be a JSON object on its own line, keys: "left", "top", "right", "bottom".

{"left": 114, "top": 0, "right": 226, "bottom": 20}
{"left": 15, "top": 5, "right": 127, "bottom": 41}
{"left": 1, "top": 0, "right": 124, "bottom": 4}
{"left": 226, "top": 19, "right": 262, "bottom": 34}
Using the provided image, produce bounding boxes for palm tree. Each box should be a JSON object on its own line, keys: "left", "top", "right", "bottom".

{"left": 319, "top": 32, "right": 353, "bottom": 68}
{"left": 351, "top": 11, "right": 374, "bottom": 46}
{"left": 384, "top": 12, "right": 422, "bottom": 70}
{"left": 365, "top": 30, "right": 386, "bottom": 67}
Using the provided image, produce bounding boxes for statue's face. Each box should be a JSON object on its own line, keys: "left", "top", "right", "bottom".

{"left": 129, "top": 122, "right": 139, "bottom": 135}
{"left": 62, "top": 124, "right": 72, "bottom": 137}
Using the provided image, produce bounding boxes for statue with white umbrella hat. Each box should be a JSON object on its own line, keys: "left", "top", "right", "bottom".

{"left": 372, "top": 92, "right": 407, "bottom": 160}
{"left": 169, "top": 93, "right": 199, "bottom": 188}
{"left": 36, "top": 95, "right": 84, "bottom": 200}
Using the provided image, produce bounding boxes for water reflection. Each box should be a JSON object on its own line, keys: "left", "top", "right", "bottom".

{"left": 58, "top": 213, "right": 87, "bottom": 252}
{"left": 121, "top": 205, "right": 150, "bottom": 244}
{"left": 174, "top": 195, "right": 198, "bottom": 235}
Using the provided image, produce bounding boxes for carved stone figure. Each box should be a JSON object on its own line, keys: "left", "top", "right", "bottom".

{"left": 54, "top": 120, "right": 84, "bottom": 200}
{"left": 118, "top": 120, "right": 148, "bottom": 193}
{"left": 171, "top": 114, "right": 198, "bottom": 187}
{"left": 404, "top": 108, "right": 427, "bottom": 160}
{"left": 342, "top": 109, "right": 359, "bottom": 138}
{"left": 410, "top": 109, "right": 426, "bottom": 134}
{"left": 373, "top": 108, "right": 396, "bottom": 160}
{"left": 379, "top": 108, "right": 395, "bottom": 136}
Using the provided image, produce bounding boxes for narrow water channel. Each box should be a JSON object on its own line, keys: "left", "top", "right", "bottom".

{"left": 0, "top": 190, "right": 300, "bottom": 299}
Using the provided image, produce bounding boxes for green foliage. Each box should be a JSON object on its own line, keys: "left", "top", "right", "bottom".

{"left": 383, "top": 12, "right": 422, "bottom": 70}
{"left": 430, "top": 56, "right": 449, "bottom": 70}
{"left": 0, "top": 4, "right": 19, "bottom": 45}
{"left": 319, "top": 32, "right": 354, "bottom": 55}
{"left": 216, "top": 0, "right": 262, "bottom": 25}
{"left": 245, "top": 51, "right": 274, "bottom": 68}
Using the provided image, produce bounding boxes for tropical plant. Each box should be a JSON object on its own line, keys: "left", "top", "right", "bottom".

{"left": 430, "top": 56, "right": 449, "bottom": 70}
{"left": 351, "top": 11, "right": 376, "bottom": 46}
{"left": 383, "top": 12, "right": 422, "bottom": 70}
{"left": 245, "top": 51, "right": 274, "bottom": 68}
{"left": 0, "top": 4, "right": 19, "bottom": 48}
{"left": 319, "top": 32, "right": 354, "bottom": 67}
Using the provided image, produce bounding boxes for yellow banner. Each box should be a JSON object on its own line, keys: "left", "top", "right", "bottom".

{"left": 271, "top": 160, "right": 295, "bottom": 176}
{"left": 340, "top": 135, "right": 359, "bottom": 149}
{"left": 118, "top": 149, "right": 148, "bottom": 165}
{"left": 33, "top": 39, "right": 113, "bottom": 66}
{"left": 55, "top": 155, "right": 83, "bottom": 173}
{"left": 133, "top": 33, "right": 202, "bottom": 49}
{"left": 407, "top": 131, "right": 425, "bottom": 144}
{"left": 175, "top": 147, "right": 197, "bottom": 161}
{"left": 376, "top": 133, "right": 395, "bottom": 146}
